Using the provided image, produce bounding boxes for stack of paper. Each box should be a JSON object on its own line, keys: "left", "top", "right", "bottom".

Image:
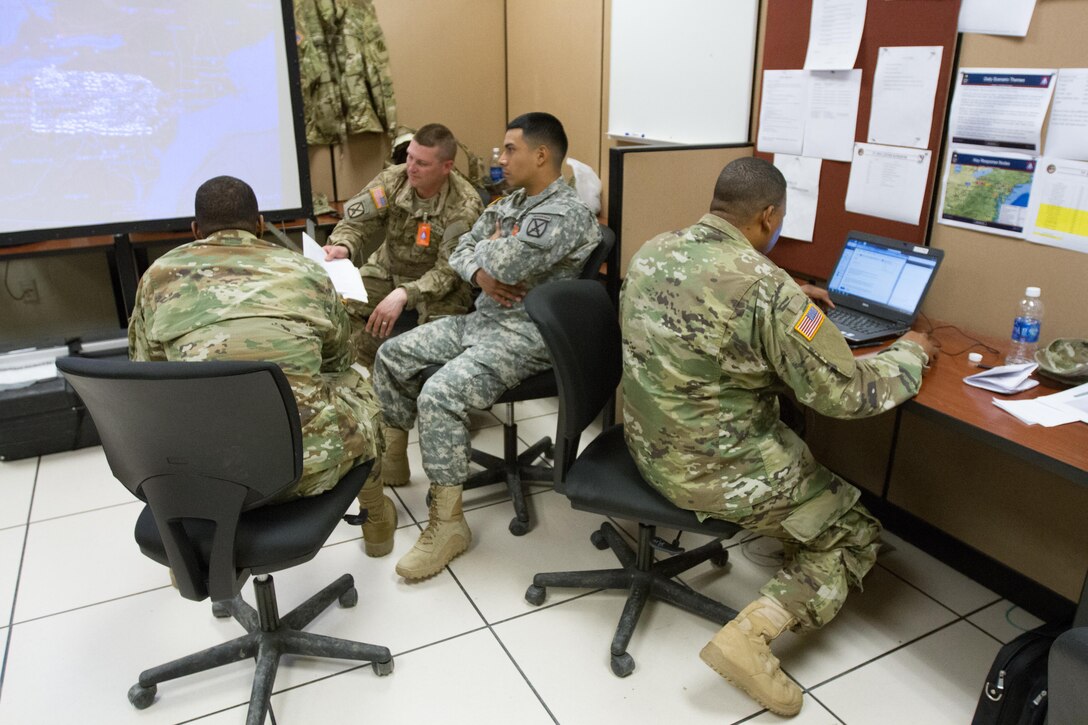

{"left": 963, "top": 362, "right": 1039, "bottom": 393}
{"left": 301, "top": 233, "right": 367, "bottom": 303}
{"left": 992, "top": 381, "right": 1088, "bottom": 427}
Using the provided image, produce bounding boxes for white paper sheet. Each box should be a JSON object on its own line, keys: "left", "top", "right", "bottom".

{"left": 302, "top": 233, "right": 368, "bottom": 303}
{"left": 0, "top": 361, "right": 58, "bottom": 389}
{"left": 757, "top": 70, "right": 809, "bottom": 155}
{"left": 948, "top": 68, "right": 1056, "bottom": 153}
{"left": 958, "top": 0, "right": 1037, "bottom": 37}
{"left": 992, "top": 398, "right": 1081, "bottom": 427}
{"left": 773, "top": 154, "right": 822, "bottom": 242}
{"left": 937, "top": 148, "right": 1037, "bottom": 238}
{"left": 803, "top": 0, "right": 866, "bottom": 71}
{"left": 1043, "top": 69, "right": 1088, "bottom": 161}
{"left": 964, "top": 362, "right": 1039, "bottom": 394}
{"left": 802, "top": 70, "right": 862, "bottom": 162}
{"left": 844, "top": 143, "right": 931, "bottom": 225}
{"left": 868, "top": 47, "right": 943, "bottom": 149}
{"left": 1023, "top": 158, "right": 1088, "bottom": 254}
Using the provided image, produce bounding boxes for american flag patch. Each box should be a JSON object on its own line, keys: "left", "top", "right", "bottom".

{"left": 793, "top": 302, "right": 824, "bottom": 341}
{"left": 370, "top": 186, "right": 388, "bottom": 209}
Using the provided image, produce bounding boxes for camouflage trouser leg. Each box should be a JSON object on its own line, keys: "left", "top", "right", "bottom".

{"left": 731, "top": 487, "right": 882, "bottom": 632}
{"left": 346, "top": 276, "right": 396, "bottom": 366}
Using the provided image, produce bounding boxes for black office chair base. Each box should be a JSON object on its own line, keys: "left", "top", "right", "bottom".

{"left": 525, "top": 521, "right": 737, "bottom": 678}
{"left": 464, "top": 405, "right": 554, "bottom": 536}
{"left": 129, "top": 573, "right": 393, "bottom": 725}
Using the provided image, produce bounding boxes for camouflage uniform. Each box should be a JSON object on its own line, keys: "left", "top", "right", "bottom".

{"left": 294, "top": 0, "right": 397, "bottom": 145}
{"left": 128, "top": 230, "right": 382, "bottom": 501}
{"left": 620, "top": 214, "right": 929, "bottom": 631}
{"left": 374, "top": 178, "right": 600, "bottom": 486}
{"left": 327, "top": 164, "right": 484, "bottom": 362}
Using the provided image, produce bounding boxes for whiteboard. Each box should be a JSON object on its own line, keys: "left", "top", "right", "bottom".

{"left": 608, "top": 0, "right": 759, "bottom": 145}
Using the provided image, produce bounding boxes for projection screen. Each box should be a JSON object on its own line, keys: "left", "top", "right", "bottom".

{"left": 0, "top": 0, "right": 310, "bottom": 246}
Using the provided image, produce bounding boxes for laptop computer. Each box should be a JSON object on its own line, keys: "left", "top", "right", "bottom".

{"left": 823, "top": 231, "right": 944, "bottom": 347}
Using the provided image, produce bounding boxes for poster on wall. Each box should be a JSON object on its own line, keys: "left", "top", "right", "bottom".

{"left": 1023, "top": 158, "right": 1088, "bottom": 254}
{"left": 937, "top": 149, "right": 1036, "bottom": 238}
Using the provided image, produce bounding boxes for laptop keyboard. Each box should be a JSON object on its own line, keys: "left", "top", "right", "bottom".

{"left": 827, "top": 307, "right": 898, "bottom": 334}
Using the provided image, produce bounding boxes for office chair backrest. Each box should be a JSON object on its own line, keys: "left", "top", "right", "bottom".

{"left": 580, "top": 224, "right": 616, "bottom": 280}
{"left": 524, "top": 279, "right": 621, "bottom": 481}
{"left": 57, "top": 357, "right": 305, "bottom": 600}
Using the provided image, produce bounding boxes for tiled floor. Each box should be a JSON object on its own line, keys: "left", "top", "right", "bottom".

{"left": 0, "top": 399, "right": 1043, "bottom": 724}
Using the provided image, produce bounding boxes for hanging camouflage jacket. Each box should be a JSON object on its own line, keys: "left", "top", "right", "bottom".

{"left": 295, "top": 0, "right": 397, "bottom": 145}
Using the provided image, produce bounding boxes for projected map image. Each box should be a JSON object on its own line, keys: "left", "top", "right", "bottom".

{"left": 0, "top": 0, "right": 302, "bottom": 240}
{"left": 941, "top": 151, "right": 1035, "bottom": 233}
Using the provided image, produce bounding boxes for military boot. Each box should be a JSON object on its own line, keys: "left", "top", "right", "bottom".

{"left": 395, "top": 484, "right": 471, "bottom": 580}
{"left": 357, "top": 473, "right": 398, "bottom": 558}
{"left": 699, "top": 596, "right": 803, "bottom": 717}
{"left": 381, "top": 427, "right": 411, "bottom": 487}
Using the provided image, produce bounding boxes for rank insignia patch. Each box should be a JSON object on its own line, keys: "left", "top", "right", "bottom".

{"left": 793, "top": 302, "right": 825, "bottom": 341}
{"left": 525, "top": 216, "right": 550, "bottom": 238}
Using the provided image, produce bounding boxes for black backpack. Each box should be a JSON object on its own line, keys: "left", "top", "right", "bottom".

{"left": 971, "top": 622, "right": 1069, "bottom": 725}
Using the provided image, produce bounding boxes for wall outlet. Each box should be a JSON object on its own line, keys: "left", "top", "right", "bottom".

{"left": 19, "top": 279, "right": 39, "bottom": 304}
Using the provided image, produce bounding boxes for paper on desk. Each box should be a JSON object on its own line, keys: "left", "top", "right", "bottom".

{"left": 992, "top": 398, "right": 1082, "bottom": 427}
{"left": 302, "top": 233, "right": 367, "bottom": 303}
{"left": 0, "top": 361, "right": 58, "bottom": 390}
{"left": 963, "top": 362, "right": 1039, "bottom": 394}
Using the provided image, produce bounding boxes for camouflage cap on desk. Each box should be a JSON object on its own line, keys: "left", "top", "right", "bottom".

{"left": 1035, "top": 338, "right": 1088, "bottom": 384}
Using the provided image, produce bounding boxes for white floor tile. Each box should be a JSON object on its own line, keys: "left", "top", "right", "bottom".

{"left": 0, "top": 527, "right": 25, "bottom": 626}
{"left": 272, "top": 629, "right": 554, "bottom": 724}
{"left": 512, "top": 395, "right": 559, "bottom": 421}
{"left": 31, "top": 446, "right": 134, "bottom": 522}
{"left": 811, "top": 620, "right": 1001, "bottom": 724}
{"left": 14, "top": 503, "right": 167, "bottom": 622}
{"left": 967, "top": 600, "right": 1044, "bottom": 643}
{"left": 263, "top": 533, "right": 486, "bottom": 690}
{"left": 446, "top": 489, "right": 622, "bottom": 623}
{"left": 495, "top": 589, "right": 773, "bottom": 724}
{"left": 878, "top": 530, "right": 999, "bottom": 615}
{"left": 0, "top": 458, "right": 36, "bottom": 530}
{"left": 746, "top": 700, "right": 844, "bottom": 724}
{"left": 515, "top": 410, "right": 604, "bottom": 459}
{"left": 1, "top": 587, "right": 259, "bottom": 724}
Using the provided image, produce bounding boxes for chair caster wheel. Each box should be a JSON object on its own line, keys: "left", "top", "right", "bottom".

{"left": 372, "top": 658, "right": 394, "bottom": 676}
{"left": 211, "top": 600, "right": 231, "bottom": 618}
{"left": 590, "top": 529, "right": 608, "bottom": 550}
{"left": 542, "top": 439, "right": 555, "bottom": 459}
{"left": 128, "top": 682, "right": 157, "bottom": 709}
{"left": 610, "top": 652, "right": 635, "bottom": 677}
{"left": 339, "top": 586, "right": 358, "bottom": 608}
{"left": 710, "top": 547, "right": 729, "bottom": 567}
{"left": 509, "top": 517, "right": 530, "bottom": 536}
{"left": 525, "top": 584, "right": 546, "bottom": 606}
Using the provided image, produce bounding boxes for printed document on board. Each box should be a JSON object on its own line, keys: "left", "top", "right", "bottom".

{"left": 773, "top": 154, "right": 822, "bottom": 242}
{"left": 803, "top": 0, "right": 866, "bottom": 71}
{"left": 868, "top": 46, "right": 943, "bottom": 150}
{"left": 1044, "top": 69, "right": 1088, "bottom": 161}
{"left": 958, "top": 0, "right": 1037, "bottom": 37}
{"left": 1023, "top": 158, "right": 1088, "bottom": 254}
{"left": 757, "top": 70, "right": 808, "bottom": 155}
{"left": 844, "top": 143, "right": 932, "bottom": 225}
{"left": 802, "top": 69, "right": 862, "bottom": 162}
{"left": 948, "top": 68, "right": 1056, "bottom": 153}
{"left": 302, "top": 233, "right": 368, "bottom": 303}
{"left": 937, "top": 149, "right": 1036, "bottom": 238}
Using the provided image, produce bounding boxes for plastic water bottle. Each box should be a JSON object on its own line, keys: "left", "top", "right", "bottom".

{"left": 489, "top": 147, "right": 503, "bottom": 185}
{"left": 1005, "top": 286, "right": 1044, "bottom": 365}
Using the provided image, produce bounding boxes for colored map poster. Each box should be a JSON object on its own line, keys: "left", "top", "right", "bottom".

{"left": 939, "top": 150, "right": 1036, "bottom": 237}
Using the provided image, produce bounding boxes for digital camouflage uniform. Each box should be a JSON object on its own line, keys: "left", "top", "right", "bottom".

{"left": 327, "top": 164, "right": 484, "bottom": 363}
{"left": 128, "top": 230, "right": 382, "bottom": 501}
{"left": 620, "top": 214, "right": 929, "bottom": 631}
{"left": 294, "top": 0, "right": 396, "bottom": 145}
{"left": 374, "top": 178, "right": 600, "bottom": 486}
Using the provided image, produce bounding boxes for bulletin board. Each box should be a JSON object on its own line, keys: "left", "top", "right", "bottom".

{"left": 755, "top": 0, "right": 962, "bottom": 280}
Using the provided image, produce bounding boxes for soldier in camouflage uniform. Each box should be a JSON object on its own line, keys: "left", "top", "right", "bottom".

{"left": 620, "top": 158, "right": 937, "bottom": 717}
{"left": 373, "top": 113, "right": 601, "bottom": 581}
{"left": 128, "top": 176, "right": 397, "bottom": 558}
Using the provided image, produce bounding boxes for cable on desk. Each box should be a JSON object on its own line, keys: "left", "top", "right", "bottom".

{"left": 917, "top": 312, "right": 1000, "bottom": 358}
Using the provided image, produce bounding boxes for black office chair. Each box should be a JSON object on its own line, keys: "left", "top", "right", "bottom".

{"left": 56, "top": 357, "right": 393, "bottom": 725}
{"left": 522, "top": 279, "right": 741, "bottom": 677}
{"left": 424, "top": 224, "right": 616, "bottom": 536}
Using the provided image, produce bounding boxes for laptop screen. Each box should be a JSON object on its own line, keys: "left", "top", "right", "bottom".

{"left": 828, "top": 234, "right": 941, "bottom": 317}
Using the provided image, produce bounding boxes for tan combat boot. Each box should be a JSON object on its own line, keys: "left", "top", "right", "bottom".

{"left": 395, "top": 484, "right": 471, "bottom": 580}
{"left": 357, "top": 473, "right": 398, "bottom": 558}
{"left": 381, "top": 428, "right": 411, "bottom": 487}
{"left": 699, "top": 596, "right": 804, "bottom": 717}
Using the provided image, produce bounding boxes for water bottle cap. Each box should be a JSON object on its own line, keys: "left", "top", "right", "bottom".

{"left": 967, "top": 352, "right": 982, "bottom": 364}
{"left": 1025, "top": 286, "right": 1041, "bottom": 297}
